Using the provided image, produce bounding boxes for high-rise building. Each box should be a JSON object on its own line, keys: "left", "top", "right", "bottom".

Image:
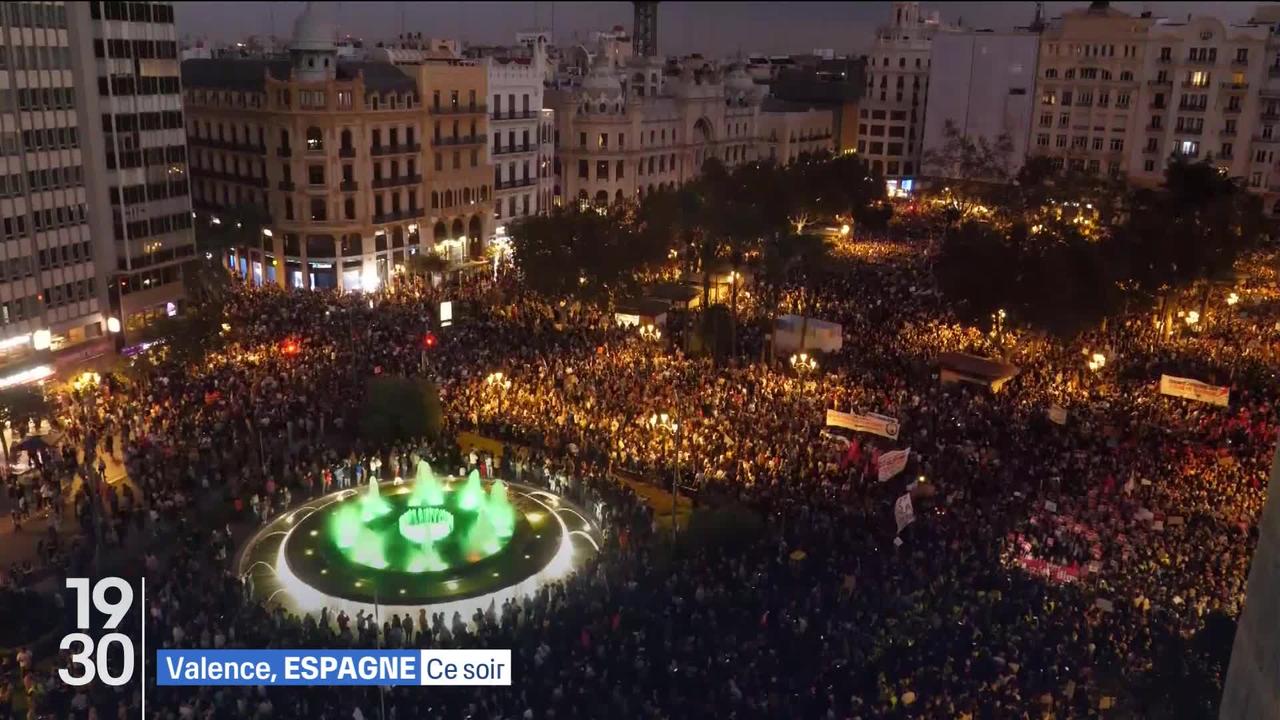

{"left": 0, "top": 1, "right": 110, "bottom": 387}
{"left": 182, "top": 2, "right": 493, "bottom": 290}
{"left": 859, "top": 2, "right": 947, "bottom": 180}
{"left": 69, "top": 0, "right": 194, "bottom": 341}
{"left": 922, "top": 29, "right": 1041, "bottom": 179}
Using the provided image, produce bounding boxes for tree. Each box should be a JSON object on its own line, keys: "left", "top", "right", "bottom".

{"left": 405, "top": 252, "right": 450, "bottom": 290}
{"left": 189, "top": 204, "right": 272, "bottom": 307}
{"left": 923, "top": 120, "right": 1015, "bottom": 228}
{"left": 360, "top": 376, "right": 442, "bottom": 445}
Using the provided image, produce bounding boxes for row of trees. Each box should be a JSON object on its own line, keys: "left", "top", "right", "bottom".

{"left": 928, "top": 121, "right": 1266, "bottom": 337}
{"left": 512, "top": 153, "right": 891, "bottom": 307}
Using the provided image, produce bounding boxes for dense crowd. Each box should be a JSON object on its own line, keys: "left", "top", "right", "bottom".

{"left": 5, "top": 216, "right": 1278, "bottom": 719}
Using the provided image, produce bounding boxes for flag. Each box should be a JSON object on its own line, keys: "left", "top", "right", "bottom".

{"left": 894, "top": 493, "right": 915, "bottom": 534}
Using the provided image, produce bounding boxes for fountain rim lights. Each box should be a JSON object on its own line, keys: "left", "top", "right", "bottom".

{"left": 245, "top": 478, "right": 598, "bottom": 617}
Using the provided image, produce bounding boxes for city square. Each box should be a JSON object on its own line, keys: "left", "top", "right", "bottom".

{"left": 0, "top": 1, "right": 1279, "bottom": 718}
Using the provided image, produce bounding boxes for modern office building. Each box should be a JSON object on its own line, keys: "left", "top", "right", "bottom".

{"left": 0, "top": 1, "right": 112, "bottom": 387}
{"left": 69, "top": 0, "right": 194, "bottom": 340}
{"left": 922, "top": 29, "right": 1041, "bottom": 179}
{"left": 181, "top": 2, "right": 493, "bottom": 290}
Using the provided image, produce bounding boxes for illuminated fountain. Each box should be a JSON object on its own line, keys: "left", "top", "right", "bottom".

{"left": 456, "top": 468, "right": 486, "bottom": 510}
{"left": 240, "top": 460, "right": 601, "bottom": 615}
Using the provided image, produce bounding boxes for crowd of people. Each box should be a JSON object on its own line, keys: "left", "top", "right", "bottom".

{"left": 4, "top": 209, "right": 1277, "bottom": 718}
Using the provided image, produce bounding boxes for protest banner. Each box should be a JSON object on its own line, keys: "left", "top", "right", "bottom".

{"left": 1159, "top": 374, "right": 1230, "bottom": 407}
{"left": 877, "top": 448, "right": 911, "bottom": 482}
{"left": 894, "top": 493, "right": 915, "bottom": 534}
{"left": 826, "top": 409, "right": 900, "bottom": 440}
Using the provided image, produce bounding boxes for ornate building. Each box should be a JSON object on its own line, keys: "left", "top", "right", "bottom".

{"left": 546, "top": 52, "right": 765, "bottom": 207}
{"left": 181, "top": 2, "right": 492, "bottom": 291}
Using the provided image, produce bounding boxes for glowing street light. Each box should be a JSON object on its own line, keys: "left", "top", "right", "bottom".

{"left": 639, "top": 324, "right": 662, "bottom": 342}
{"left": 1184, "top": 310, "right": 1200, "bottom": 326}
{"left": 840, "top": 223, "right": 851, "bottom": 237}
{"left": 1226, "top": 292, "right": 1240, "bottom": 306}
{"left": 1086, "top": 352, "right": 1106, "bottom": 372}
{"left": 648, "top": 411, "right": 682, "bottom": 540}
{"left": 790, "top": 352, "right": 817, "bottom": 373}
{"left": 106, "top": 317, "right": 121, "bottom": 334}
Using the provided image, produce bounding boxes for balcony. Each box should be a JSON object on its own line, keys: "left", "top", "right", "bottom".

{"left": 1175, "top": 126, "right": 1204, "bottom": 136}
{"left": 1177, "top": 103, "right": 1207, "bottom": 113}
{"left": 1220, "top": 128, "right": 1238, "bottom": 136}
{"left": 370, "top": 143, "right": 422, "bottom": 156}
{"left": 371, "top": 174, "right": 422, "bottom": 189}
{"left": 340, "top": 180, "right": 358, "bottom": 192}
{"left": 1156, "top": 56, "right": 1172, "bottom": 64}
{"left": 1147, "top": 79, "right": 1172, "bottom": 87}
{"left": 189, "top": 136, "right": 266, "bottom": 154}
{"left": 491, "top": 110, "right": 536, "bottom": 121}
{"left": 373, "top": 207, "right": 425, "bottom": 224}
{"left": 1221, "top": 81, "right": 1249, "bottom": 91}
{"left": 495, "top": 178, "right": 536, "bottom": 190}
{"left": 493, "top": 143, "right": 534, "bottom": 156}
{"left": 276, "top": 146, "right": 292, "bottom": 157}
{"left": 1142, "top": 145, "right": 1160, "bottom": 154}
{"left": 278, "top": 180, "right": 295, "bottom": 191}
{"left": 1232, "top": 57, "right": 1249, "bottom": 67}
{"left": 1224, "top": 105, "right": 1242, "bottom": 114}
{"left": 1186, "top": 56, "right": 1215, "bottom": 66}
{"left": 1149, "top": 101, "right": 1167, "bottom": 110}
{"left": 433, "top": 134, "right": 488, "bottom": 147}
{"left": 339, "top": 146, "right": 356, "bottom": 158}
{"left": 431, "top": 103, "right": 487, "bottom": 115}
{"left": 1181, "top": 81, "right": 1210, "bottom": 90}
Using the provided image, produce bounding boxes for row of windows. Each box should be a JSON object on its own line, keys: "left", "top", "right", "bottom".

{"left": 1041, "top": 90, "right": 1133, "bottom": 109}
{"left": 38, "top": 240, "right": 93, "bottom": 272}
{"left": 0, "top": 255, "right": 33, "bottom": 282}
{"left": 1044, "top": 68, "right": 1133, "bottom": 82}
{"left": 7, "top": 2, "right": 68, "bottom": 28}
{"left": 28, "top": 165, "right": 84, "bottom": 192}
{"left": 1045, "top": 43, "right": 1138, "bottom": 60}
{"left": 1035, "top": 134, "right": 1125, "bottom": 152}
{"left": 117, "top": 263, "right": 185, "bottom": 296}
{"left": 576, "top": 154, "right": 683, "bottom": 180}
{"left": 0, "top": 296, "right": 40, "bottom": 325}
{"left": 32, "top": 203, "right": 88, "bottom": 233}
{"left": 429, "top": 187, "right": 489, "bottom": 209}
{"left": 113, "top": 210, "right": 193, "bottom": 242}
{"left": 98, "top": 74, "right": 182, "bottom": 98}
{"left": 102, "top": 110, "right": 184, "bottom": 133}
{"left": 21, "top": 127, "right": 79, "bottom": 152}
{"left": 110, "top": 180, "right": 189, "bottom": 206}
{"left": 574, "top": 128, "right": 691, "bottom": 150}
{"left": 91, "top": 1, "right": 176, "bottom": 23}
{"left": 7, "top": 86, "right": 77, "bottom": 113}
{"left": 44, "top": 278, "right": 96, "bottom": 309}
{"left": 106, "top": 144, "right": 185, "bottom": 171}
{"left": 0, "top": 44, "right": 72, "bottom": 71}
{"left": 93, "top": 38, "right": 178, "bottom": 61}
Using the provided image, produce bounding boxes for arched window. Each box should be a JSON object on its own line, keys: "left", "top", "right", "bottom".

{"left": 467, "top": 215, "right": 482, "bottom": 241}
{"left": 433, "top": 221, "right": 447, "bottom": 242}
{"left": 594, "top": 190, "right": 609, "bottom": 206}
{"left": 463, "top": 187, "right": 472, "bottom": 203}
{"left": 444, "top": 190, "right": 453, "bottom": 207}
{"left": 615, "top": 189, "right": 624, "bottom": 204}
{"left": 451, "top": 218, "right": 465, "bottom": 238}
{"left": 480, "top": 185, "right": 488, "bottom": 201}
{"left": 431, "top": 191, "right": 439, "bottom": 209}
{"left": 306, "top": 127, "right": 323, "bottom": 152}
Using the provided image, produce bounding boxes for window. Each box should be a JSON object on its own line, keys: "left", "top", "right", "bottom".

{"left": 1236, "top": 48, "right": 1249, "bottom": 64}
{"left": 1036, "top": 133, "right": 1049, "bottom": 147}
{"left": 579, "top": 132, "right": 587, "bottom": 148}
{"left": 1039, "top": 113, "right": 1052, "bottom": 127}
{"left": 306, "top": 127, "right": 323, "bottom": 152}
{"left": 1092, "top": 137, "right": 1103, "bottom": 151}
{"left": 599, "top": 133, "right": 608, "bottom": 149}
{"left": 1110, "top": 138, "right": 1123, "bottom": 152}
{"left": 596, "top": 161, "right": 609, "bottom": 180}
{"left": 1055, "top": 135, "right": 1067, "bottom": 148}
{"left": 310, "top": 198, "right": 326, "bottom": 221}
{"left": 308, "top": 165, "right": 324, "bottom": 185}
{"left": 578, "top": 160, "right": 588, "bottom": 179}
{"left": 344, "top": 198, "right": 355, "bottom": 219}
{"left": 1187, "top": 70, "right": 1209, "bottom": 88}
{"left": 1220, "top": 142, "right": 1233, "bottom": 158}
{"left": 1179, "top": 140, "right": 1199, "bottom": 157}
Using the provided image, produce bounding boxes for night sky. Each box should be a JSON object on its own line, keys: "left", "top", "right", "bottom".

{"left": 174, "top": 2, "right": 1262, "bottom": 57}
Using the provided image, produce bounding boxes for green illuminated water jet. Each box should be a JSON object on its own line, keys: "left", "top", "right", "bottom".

{"left": 333, "top": 505, "right": 362, "bottom": 549}
{"left": 456, "top": 469, "right": 485, "bottom": 511}
{"left": 467, "top": 508, "right": 502, "bottom": 559}
{"left": 487, "top": 478, "right": 516, "bottom": 538}
{"left": 408, "top": 459, "right": 445, "bottom": 507}
{"left": 405, "top": 543, "right": 448, "bottom": 573}
{"left": 351, "top": 528, "right": 388, "bottom": 569}
{"left": 360, "top": 475, "right": 392, "bottom": 522}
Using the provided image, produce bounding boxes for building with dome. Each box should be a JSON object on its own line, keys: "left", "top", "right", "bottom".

{"left": 547, "top": 43, "right": 767, "bottom": 207}
{"left": 181, "top": 1, "right": 492, "bottom": 292}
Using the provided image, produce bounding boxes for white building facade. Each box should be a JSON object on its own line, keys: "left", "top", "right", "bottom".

{"left": 922, "top": 30, "right": 1041, "bottom": 178}
{"left": 487, "top": 43, "right": 550, "bottom": 225}
{"left": 859, "top": 1, "right": 946, "bottom": 180}
{"left": 70, "top": 0, "right": 194, "bottom": 340}
{"left": 0, "top": 1, "right": 111, "bottom": 385}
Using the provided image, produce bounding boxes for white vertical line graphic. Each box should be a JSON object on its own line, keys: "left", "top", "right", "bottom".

{"left": 141, "top": 576, "right": 146, "bottom": 716}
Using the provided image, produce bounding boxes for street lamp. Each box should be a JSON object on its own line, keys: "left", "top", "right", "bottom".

{"left": 1086, "top": 351, "right": 1106, "bottom": 372}
{"left": 639, "top": 324, "right": 662, "bottom": 342}
{"left": 840, "top": 223, "right": 851, "bottom": 237}
{"left": 789, "top": 352, "right": 817, "bottom": 373}
{"left": 648, "top": 411, "right": 681, "bottom": 541}
{"left": 1184, "top": 310, "right": 1200, "bottom": 327}
{"left": 486, "top": 371, "right": 512, "bottom": 413}
{"left": 1226, "top": 292, "right": 1240, "bottom": 306}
